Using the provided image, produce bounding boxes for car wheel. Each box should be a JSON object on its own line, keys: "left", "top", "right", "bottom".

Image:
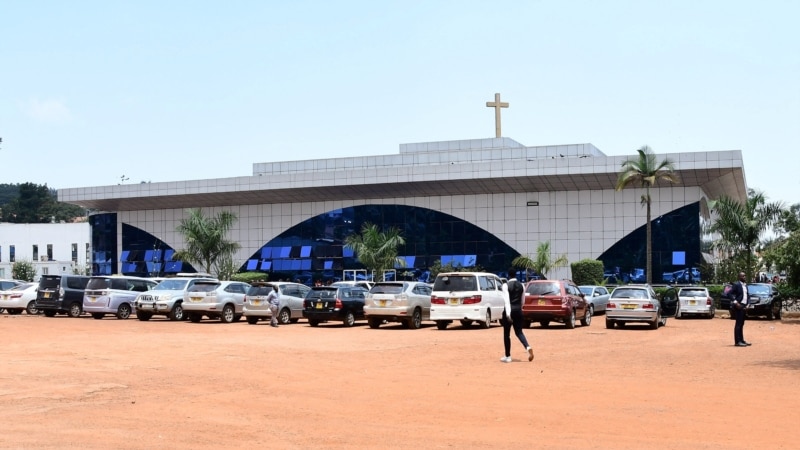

{"left": 92, "top": 313, "right": 104, "bottom": 320}
{"left": 540, "top": 320, "right": 550, "bottom": 328}
{"left": 221, "top": 304, "right": 235, "bottom": 323}
{"left": 480, "top": 309, "right": 491, "bottom": 329}
{"left": 564, "top": 309, "right": 576, "bottom": 329}
{"left": 169, "top": 302, "right": 184, "bottom": 321}
{"left": 707, "top": 306, "right": 716, "bottom": 319}
{"left": 116, "top": 303, "right": 132, "bottom": 320}
{"left": 43, "top": 310, "right": 56, "bottom": 317}
{"left": 343, "top": 311, "right": 355, "bottom": 327}
{"left": 650, "top": 310, "right": 661, "bottom": 330}
{"left": 136, "top": 312, "right": 152, "bottom": 321}
{"left": 67, "top": 303, "right": 82, "bottom": 318}
{"left": 605, "top": 318, "right": 615, "bottom": 329}
{"left": 409, "top": 308, "right": 422, "bottom": 329}
{"left": 769, "top": 301, "right": 781, "bottom": 320}
{"left": 675, "top": 303, "right": 682, "bottom": 319}
{"left": 278, "top": 308, "right": 292, "bottom": 325}
{"left": 246, "top": 316, "right": 259, "bottom": 325}
{"left": 308, "top": 318, "right": 320, "bottom": 327}
{"left": 581, "top": 305, "right": 593, "bottom": 326}
{"left": 26, "top": 301, "right": 38, "bottom": 315}
{"left": 436, "top": 320, "right": 449, "bottom": 330}
{"left": 460, "top": 319, "right": 473, "bottom": 327}
{"left": 189, "top": 312, "right": 203, "bottom": 323}
{"left": 368, "top": 317, "right": 381, "bottom": 329}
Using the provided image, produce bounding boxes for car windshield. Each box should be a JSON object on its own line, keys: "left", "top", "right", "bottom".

{"left": 371, "top": 284, "right": 404, "bottom": 294}
{"left": 611, "top": 288, "right": 647, "bottom": 299}
{"left": 679, "top": 289, "right": 707, "bottom": 297}
{"left": 154, "top": 279, "right": 190, "bottom": 290}
{"left": 526, "top": 282, "right": 560, "bottom": 296}
{"left": 433, "top": 275, "right": 477, "bottom": 292}
{"left": 579, "top": 287, "right": 593, "bottom": 295}
{"left": 748, "top": 285, "right": 771, "bottom": 295}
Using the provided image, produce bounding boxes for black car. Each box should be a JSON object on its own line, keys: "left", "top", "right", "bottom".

{"left": 302, "top": 286, "right": 368, "bottom": 327}
{"left": 35, "top": 274, "right": 91, "bottom": 317}
{"left": 720, "top": 282, "right": 782, "bottom": 320}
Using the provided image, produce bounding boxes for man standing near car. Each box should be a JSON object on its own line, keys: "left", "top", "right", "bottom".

{"left": 500, "top": 269, "right": 535, "bottom": 363}
{"left": 731, "top": 271, "right": 751, "bottom": 347}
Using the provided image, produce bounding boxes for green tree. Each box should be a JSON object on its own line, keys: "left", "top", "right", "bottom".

{"left": 343, "top": 222, "right": 406, "bottom": 281}
{"left": 511, "top": 241, "right": 568, "bottom": 280}
{"left": 173, "top": 208, "right": 241, "bottom": 277}
{"left": 12, "top": 260, "right": 37, "bottom": 281}
{"left": 707, "top": 190, "right": 783, "bottom": 283}
{"left": 615, "top": 146, "right": 679, "bottom": 284}
{"left": 2, "top": 183, "right": 52, "bottom": 223}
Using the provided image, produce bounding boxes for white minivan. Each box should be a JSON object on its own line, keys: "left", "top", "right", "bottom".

{"left": 430, "top": 272, "right": 506, "bottom": 330}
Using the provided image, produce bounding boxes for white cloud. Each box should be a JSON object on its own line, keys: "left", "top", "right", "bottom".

{"left": 22, "top": 98, "right": 73, "bottom": 123}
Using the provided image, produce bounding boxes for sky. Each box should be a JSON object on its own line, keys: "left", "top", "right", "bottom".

{"left": 2, "top": 0, "right": 799, "bottom": 205}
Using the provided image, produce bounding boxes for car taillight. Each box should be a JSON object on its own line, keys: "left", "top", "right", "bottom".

{"left": 335, "top": 298, "right": 343, "bottom": 309}
{"left": 642, "top": 303, "right": 654, "bottom": 309}
{"left": 607, "top": 302, "right": 616, "bottom": 309}
{"left": 431, "top": 296, "right": 445, "bottom": 304}
{"left": 10, "top": 293, "right": 22, "bottom": 299}
{"left": 707, "top": 297, "right": 713, "bottom": 305}
{"left": 463, "top": 295, "right": 481, "bottom": 304}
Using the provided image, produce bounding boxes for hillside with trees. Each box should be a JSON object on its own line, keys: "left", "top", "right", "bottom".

{"left": 0, "top": 183, "right": 87, "bottom": 223}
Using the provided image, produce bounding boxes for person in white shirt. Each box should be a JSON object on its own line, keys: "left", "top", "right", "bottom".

{"left": 500, "top": 268, "right": 534, "bottom": 363}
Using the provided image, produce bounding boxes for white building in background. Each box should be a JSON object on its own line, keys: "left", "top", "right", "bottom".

{"left": 0, "top": 223, "right": 91, "bottom": 280}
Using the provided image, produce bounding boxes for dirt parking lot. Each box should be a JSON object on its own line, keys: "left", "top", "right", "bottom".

{"left": 1, "top": 312, "right": 798, "bottom": 449}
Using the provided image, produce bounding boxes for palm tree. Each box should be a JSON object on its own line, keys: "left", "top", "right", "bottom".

{"left": 615, "top": 146, "right": 679, "bottom": 284}
{"left": 344, "top": 222, "right": 406, "bottom": 281}
{"left": 511, "top": 241, "right": 568, "bottom": 279}
{"left": 707, "top": 189, "right": 783, "bottom": 282}
{"left": 173, "top": 208, "right": 241, "bottom": 277}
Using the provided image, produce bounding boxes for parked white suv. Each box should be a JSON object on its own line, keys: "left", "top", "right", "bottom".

{"left": 243, "top": 282, "right": 310, "bottom": 325}
{"left": 430, "top": 272, "right": 505, "bottom": 330}
{"left": 183, "top": 280, "right": 250, "bottom": 323}
{"left": 134, "top": 275, "right": 217, "bottom": 321}
{"left": 83, "top": 275, "right": 158, "bottom": 320}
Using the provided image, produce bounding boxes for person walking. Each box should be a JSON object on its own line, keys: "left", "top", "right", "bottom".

{"left": 266, "top": 285, "right": 280, "bottom": 327}
{"left": 500, "top": 268, "right": 534, "bottom": 363}
{"left": 730, "top": 271, "right": 751, "bottom": 347}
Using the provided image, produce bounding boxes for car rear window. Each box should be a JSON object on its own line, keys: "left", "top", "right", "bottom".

{"left": 190, "top": 282, "right": 220, "bottom": 292}
{"left": 87, "top": 278, "right": 112, "bottom": 290}
{"left": 308, "top": 289, "right": 337, "bottom": 299}
{"left": 611, "top": 288, "right": 647, "bottom": 299}
{"left": 680, "top": 289, "right": 707, "bottom": 297}
{"left": 371, "top": 284, "right": 404, "bottom": 294}
{"left": 526, "top": 282, "right": 561, "bottom": 296}
{"left": 154, "top": 279, "right": 190, "bottom": 290}
{"left": 433, "top": 275, "right": 477, "bottom": 292}
{"left": 248, "top": 285, "right": 273, "bottom": 296}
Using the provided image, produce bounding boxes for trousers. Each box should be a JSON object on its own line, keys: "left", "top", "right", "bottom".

{"left": 502, "top": 309, "right": 530, "bottom": 357}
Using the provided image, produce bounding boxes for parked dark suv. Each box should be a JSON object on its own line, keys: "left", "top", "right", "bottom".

{"left": 302, "top": 285, "right": 368, "bottom": 327}
{"left": 35, "top": 274, "right": 91, "bottom": 317}
{"left": 720, "top": 282, "right": 782, "bottom": 320}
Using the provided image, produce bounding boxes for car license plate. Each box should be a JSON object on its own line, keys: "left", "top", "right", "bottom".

{"left": 315, "top": 303, "right": 322, "bottom": 310}
{"left": 689, "top": 300, "right": 697, "bottom": 305}
{"left": 252, "top": 300, "right": 262, "bottom": 306}
{"left": 379, "top": 300, "right": 386, "bottom": 307}
{"left": 622, "top": 304, "right": 636, "bottom": 309}
{"left": 1, "top": 295, "right": 7, "bottom": 300}
{"left": 88, "top": 296, "right": 96, "bottom": 302}
{"left": 44, "top": 292, "right": 51, "bottom": 298}
{"left": 449, "top": 298, "right": 459, "bottom": 305}
{"left": 191, "top": 297, "right": 202, "bottom": 302}
{"left": 538, "top": 299, "right": 546, "bottom": 305}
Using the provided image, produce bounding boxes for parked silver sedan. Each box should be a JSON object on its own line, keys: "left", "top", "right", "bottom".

{"left": 605, "top": 285, "right": 676, "bottom": 329}
{"left": 364, "top": 281, "right": 432, "bottom": 329}
{"left": 578, "top": 285, "right": 611, "bottom": 314}
{"left": 243, "top": 282, "right": 311, "bottom": 325}
{"left": 674, "top": 286, "right": 715, "bottom": 319}
{"left": 183, "top": 280, "right": 250, "bottom": 323}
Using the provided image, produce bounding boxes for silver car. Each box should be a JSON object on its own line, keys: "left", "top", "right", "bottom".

{"left": 674, "top": 286, "right": 715, "bottom": 319}
{"left": 182, "top": 280, "right": 250, "bottom": 323}
{"left": 364, "top": 281, "right": 432, "bottom": 329}
{"left": 242, "top": 282, "right": 311, "bottom": 325}
{"left": 605, "top": 285, "right": 675, "bottom": 329}
{"left": 578, "top": 285, "right": 611, "bottom": 314}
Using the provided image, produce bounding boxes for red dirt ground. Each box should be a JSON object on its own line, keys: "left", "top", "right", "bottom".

{"left": 1, "top": 312, "right": 798, "bottom": 449}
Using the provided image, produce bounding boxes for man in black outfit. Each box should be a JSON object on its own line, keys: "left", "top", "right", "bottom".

{"left": 500, "top": 268, "right": 534, "bottom": 363}
{"left": 730, "top": 271, "right": 751, "bottom": 347}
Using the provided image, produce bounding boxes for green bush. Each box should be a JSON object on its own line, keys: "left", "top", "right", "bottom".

{"left": 571, "top": 259, "right": 604, "bottom": 285}
{"left": 12, "top": 260, "right": 36, "bottom": 281}
{"left": 231, "top": 272, "right": 269, "bottom": 283}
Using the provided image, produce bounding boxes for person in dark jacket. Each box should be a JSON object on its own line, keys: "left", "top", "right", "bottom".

{"left": 500, "top": 268, "right": 534, "bottom": 363}
{"left": 730, "top": 271, "right": 751, "bottom": 347}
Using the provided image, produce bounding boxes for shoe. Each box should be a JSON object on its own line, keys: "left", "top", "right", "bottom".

{"left": 500, "top": 356, "right": 512, "bottom": 363}
{"left": 742, "top": 341, "right": 752, "bottom": 346}
{"left": 527, "top": 347, "right": 535, "bottom": 362}
{"left": 735, "top": 342, "right": 748, "bottom": 347}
